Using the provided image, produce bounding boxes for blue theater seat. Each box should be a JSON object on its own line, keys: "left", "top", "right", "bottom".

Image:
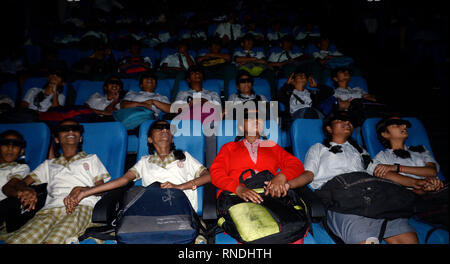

{"left": 291, "top": 118, "right": 448, "bottom": 244}
{"left": 361, "top": 117, "right": 445, "bottom": 181}
{"left": 137, "top": 119, "right": 205, "bottom": 217}
{"left": 212, "top": 119, "right": 316, "bottom": 244}
{"left": 324, "top": 76, "right": 369, "bottom": 93}
{"left": 177, "top": 79, "right": 223, "bottom": 100}
{"left": 0, "top": 122, "right": 50, "bottom": 171}
{"left": 227, "top": 78, "right": 271, "bottom": 101}
{"left": 80, "top": 122, "right": 128, "bottom": 180}
{"left": 72, "top": 80, "right": 104, "bottom": 106}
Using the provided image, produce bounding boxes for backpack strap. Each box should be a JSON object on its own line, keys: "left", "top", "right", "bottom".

{"left": 378, "top": 219, "right": 388, "bottom": 243}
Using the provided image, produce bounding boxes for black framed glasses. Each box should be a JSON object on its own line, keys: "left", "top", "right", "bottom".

{"left": 0, "top": 139, "right": 26, "bottom": 148}
{"left": 238, "top": 78, "right": 253, "bottom": 84}
{"left": 56, "top": 125, "right": 84, "bottom": 133}
{"left": 152, "top": 123, "right": 171, "bottom": 131}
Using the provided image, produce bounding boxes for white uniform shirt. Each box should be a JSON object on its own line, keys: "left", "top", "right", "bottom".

{"left": 312, "top": 49, "right": 343, "bottom": 60}
{"left": 29, "top": 152, "right": 110, "bottom": 210}
{"left": 0, "top": 162, "right": 30, "bottom": 201}
{"left": 160, "top": 53, "right": 195, "bottom": 70}
{"left": 129, "top": 152, "right": 206, "bottom": 211}
{"left": 174, "top": 89, "right": 221, "bottom": 106}
{"left": 305, "top": 142, "right": 370, "bottom": 190}
{"left": 334, "top": 87, "right": 366, "bottom": 101}
{"left": 367, "top": 146, "right": 440, "bottom": 180}
{"left": 122, "top": 90, "right": 170, "bottom": 117}
{"left": 23, "top": 87, "right": 65, "bottom": 112}
{"left": 295, "top": 31, "right": 321, "bottom": 40}
{"left": 268, "top": 50, "right": 303, "bottom": 63}
{"left": 85, "top": 92, "right": 120, "bottom": 111}
{"left": 233, "top": 49, "right": 265, "bottom": 60}
{"left": 266, "top": 31, "right": 287, "bottom": 42}
{"left": 228, "top": 93, "right": 267, "bottom": 104}
{"left": 180, "top": 30, "right": 207, "bottom": 40}
{"left": 215, "top": 22, "right": 242, "bottom": 40}
{"left": 289, "top": 89, "right": 312, "bottom": 114}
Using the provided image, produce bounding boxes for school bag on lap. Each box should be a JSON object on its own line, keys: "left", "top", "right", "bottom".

{"left": 217, "top": 169, "right": 310, "bottom": 244}
{"left": 115, "top": 184, "right": 203, "bottom": 244}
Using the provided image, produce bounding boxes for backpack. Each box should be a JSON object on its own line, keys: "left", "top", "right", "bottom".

{"left": 115, "top": 184, "right": 202, "bottom": 244}
{"left": 314, "top": 171, "right": 417, "bottom": 220}
{"left": 112, "top": 107, "right": 156, "bottom": 130}
{"left": 217, "top": 169, "right": 310, "bottom": 244}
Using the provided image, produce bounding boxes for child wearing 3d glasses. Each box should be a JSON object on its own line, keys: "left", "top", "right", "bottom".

{"left": 3, "top": 119, "right": 110, "bottom": 244}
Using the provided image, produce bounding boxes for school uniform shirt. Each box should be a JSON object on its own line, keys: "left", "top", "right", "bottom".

{"left": 160, "top": 53, "right": 195, "bottom": 70}
{"left": 22, "top": 87, "right": 65, "bottom": 112}
{"left": 227, "top": 93, "right": 268, "bottom": 104}
{"left": 215, "top": 22, "right": 243, "bottom": 41}
{"left": 312, "top": 49, "right": 343, "bottom": 60}
{"left": 29, "top": 151, "right": 110, "bottom": 210}
{"left": 266, "top": 31, "right": 287, "bottom": 42}
{"left": 289, "top": 89, "right": 312, "bottom": 114}
{"left": 333, "top": 87, "right": 366, "bottom": 101}
{"left": 367, "top": 146, "right": 440, "bottom": 180}
{"left": 210, "top": 139, "right": 304, "bottom": 196}
{"left": 295, "top": 31, "right": 321, "bottom": 41}
{"left": 268, "top": 49, "right": 303, "bottom": 63}
{"left": 305, "top": 142, "right": 370, "bottom": 190}
{"left": 233, "top": 49, "right": 265, "bottom": 61}
{"left": 85, "top": 92, "right": 121, "bottom": 111}
{"left": 0, "top": 94, "right": 14, "bottom": 108}
{"left": 173, "top": 89, "right": 221, "bottom": 106}
{"left": 0, "top": 162, "right": 30, "bottom": 201}
{"left": 180, "top": 30, "right": 207, "bottom": 41}
{"left": 122, "top": 90, "right": 170, "bottom": 118}
{"left": 129, "top": 151, "right": 206, "bottom": 211}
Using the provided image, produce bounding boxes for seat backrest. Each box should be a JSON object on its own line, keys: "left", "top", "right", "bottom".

{"left": 178, "top": 79, "right": 222, "bottom": 100}
{"left": 215, "top": 119, "right": 282, "bottom": 153}
{"left": 124, "top": 78, "right": 176, "bottom": 102}
{"left": 0, "top": 81, "right": 18, "bottom": 102}
{"left": 227, "top": 78, "right": 271, "bottom": 101}
{"left": 361, "top": 117, "right": 444, "bottom": 181}
{"left": 290, "top": 118, "right": 363, "bottom": 163}
{"left": 80, "top": 122, "right": 127, "bottom": 180}
{"left": 0, "top": 122, "right": 50, "bottom": 171}
{"left": 325, "top": 76, "right": 369, "bottom": 93}
{"left": 72, "top": 80, "right": 105, "bottom": 105}
{"left": 137, "top": 119, "right": 205, "bottom": 215}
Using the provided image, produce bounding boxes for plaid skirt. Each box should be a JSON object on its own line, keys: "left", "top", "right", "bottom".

{"left": 5, "top": 205, "right": 95, "bottom": 244}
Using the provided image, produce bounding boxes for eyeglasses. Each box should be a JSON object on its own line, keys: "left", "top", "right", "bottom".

{"left": 238, "top": 78, "right": 253, "bottom": 84}
{"left": 0, "top": 139, "right": 26, "bottom": 148}
{"left": 152, "top": 123, "right": 171, "bottom": 131}
{"left": 386, "top": 119, "right": 412, "bottom": 128}
{"left": 56, "top": 125, "right": 84, "bottom": 133}
{"left": 106, "top": 80, "right": 122, "bottom": 86}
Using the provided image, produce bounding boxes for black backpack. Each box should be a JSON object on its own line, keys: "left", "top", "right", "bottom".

{"left": 315, "top": 171, "right": 417, "bottom": 220}
{"left": 217, "top": 169, "right": 310, "bottom": 244}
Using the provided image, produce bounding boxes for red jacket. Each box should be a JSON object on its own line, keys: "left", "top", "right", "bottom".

{"left": 210, "top": 140, "right": 304, "bottom": 197}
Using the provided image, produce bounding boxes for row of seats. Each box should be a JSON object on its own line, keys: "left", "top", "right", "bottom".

{"left": 0, "top": 117, "right": 447, "bottom": 244}
{"left": 23, "top": 41, "right": 336, "bottom": 69}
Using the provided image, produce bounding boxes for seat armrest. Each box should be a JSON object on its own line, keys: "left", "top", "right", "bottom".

{"left": 92, "top": 182, "right": 134, "bottom": 224}
{"left": 201, "top": 183, "right": 218, "bottom": 221}
{"left": 294, "top": 185, "right": 326, "bottom": 222}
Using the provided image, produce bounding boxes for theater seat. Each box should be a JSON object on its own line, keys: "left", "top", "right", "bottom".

{"left": 211, "top": 119, "right": 316, "bottom": 244}
{"left": 80, "top": 122, "right": 128, "bottom": 180}
{"left": 324, "top": 76, "right": 369, "bottom": 93}
{"left": 227, "top": 78, "right": 271, "bottom": 101}
{"left": 72, "top": 80, "right": 104, "bottom": 106}
{"left": 137, "top": 119, "right": 205, "bottom": 217}
{"left": 361, "top": 117, "right": 446, "bottom": 181}
{"left": 291, "top": 118, "right": 448, "bottom": 244}
{"left": 0, "top": 122, "right": 50, "bottom": 171}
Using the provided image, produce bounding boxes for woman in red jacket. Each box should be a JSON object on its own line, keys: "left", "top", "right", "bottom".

{"left": 210, "top": 109, "right": 304, "bottom": 203}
